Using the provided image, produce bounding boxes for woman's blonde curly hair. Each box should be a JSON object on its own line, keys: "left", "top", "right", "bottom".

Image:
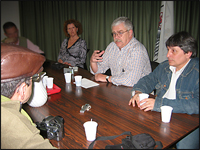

{"left": 63, "top": 19, "right": 83, "bottom": 38}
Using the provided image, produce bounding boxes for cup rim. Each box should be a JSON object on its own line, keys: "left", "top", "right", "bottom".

{"left": 139, "top": 93, "right": 149, "bottom": 96}
{"left": 75, "top": 75, "right": 82, "bottom": 77}
{"left": 83, "top": 121, "right": 98, "bottom": 126}
{"left": 160, "top": 105, "right": 173, "bottom": 110}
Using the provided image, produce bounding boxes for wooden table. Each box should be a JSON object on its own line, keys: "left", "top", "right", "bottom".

{"left": 23, "top": 60, "right": 199, "bottom": 149}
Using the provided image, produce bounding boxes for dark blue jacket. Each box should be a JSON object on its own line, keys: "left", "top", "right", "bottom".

{"left": 132, "top": 58, "right": 199, "bottom": 114}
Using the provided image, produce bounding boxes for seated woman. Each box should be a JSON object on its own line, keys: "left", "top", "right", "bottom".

{"left": 58, "top": 19, "right": 87, "bottom": 68}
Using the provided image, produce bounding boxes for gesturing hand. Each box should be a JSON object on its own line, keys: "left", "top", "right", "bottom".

{"left": 90, "top": 50, "right": 104, "bottom": 63}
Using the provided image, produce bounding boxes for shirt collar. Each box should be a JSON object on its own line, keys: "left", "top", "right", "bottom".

{"left": 120, "top": 37, "right": 134, "bottom": 51}
{"left": 169, "top": 59, "right": 191, "bottom": 74}
{"left": 1, "top": 95, "right": 11, "bottom": 102}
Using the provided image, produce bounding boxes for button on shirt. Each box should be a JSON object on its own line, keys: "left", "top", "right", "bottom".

{"left": 163, "top": 59, "right": 191, "bottom": 99}
{"left": 91, "top": 37, "right": 151, "bottom": 87}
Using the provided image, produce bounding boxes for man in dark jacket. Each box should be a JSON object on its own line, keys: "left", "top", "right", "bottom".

{"left": 129, "top": 31, "right": 199, "bottom": 149}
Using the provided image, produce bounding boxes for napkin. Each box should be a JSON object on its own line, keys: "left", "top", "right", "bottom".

{"left": 81, "top": 78, "right": 99, "bottom": 89}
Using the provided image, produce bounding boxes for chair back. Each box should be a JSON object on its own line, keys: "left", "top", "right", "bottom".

{"left": 84, "top": 49, "right": 90, "bottom": 70}
{"left": 150, "top": 61, "right": 159, "bottom": 71}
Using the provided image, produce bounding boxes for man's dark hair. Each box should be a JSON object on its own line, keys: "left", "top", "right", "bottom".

{"left": 165, "top": 31, "right": 197, "bottom": 58}
{"left": 3, "top": 22, "right": 17, "bottom": 33}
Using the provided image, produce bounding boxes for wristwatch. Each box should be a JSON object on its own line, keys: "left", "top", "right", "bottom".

{"left": 106, "top": 76, "right": 109, "bottom": 83}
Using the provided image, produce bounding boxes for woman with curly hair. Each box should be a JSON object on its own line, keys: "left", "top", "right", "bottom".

{"left": 58, "top": 19, "right": 87, "bottom": 68}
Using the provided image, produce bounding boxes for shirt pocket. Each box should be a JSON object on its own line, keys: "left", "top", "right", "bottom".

{"left": 178, "top": 92, "right": 193, "bottom": 100}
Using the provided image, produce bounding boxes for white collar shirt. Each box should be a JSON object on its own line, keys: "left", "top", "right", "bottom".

{"left": 163, "top": 59, "right": 191, "bottom": 99}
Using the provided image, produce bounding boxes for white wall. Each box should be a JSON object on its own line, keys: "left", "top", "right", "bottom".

{"left": 1, "top": 1, "right": 20, "bottom": 40}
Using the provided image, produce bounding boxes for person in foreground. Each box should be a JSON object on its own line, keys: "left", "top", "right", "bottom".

{"left": 1, "top": 21, "right": 44, "bottom": 55}
{"left": 129, "top": 31, "right": 199, "bottom": 149}
{"left": 58, "top": 19, "right": 87, "bottom": 68}
{"left": 1, "top": 43, "right": 56, "bottom": 149}
{"left": 90, "top": 16, "right": 151, "bottom": 87}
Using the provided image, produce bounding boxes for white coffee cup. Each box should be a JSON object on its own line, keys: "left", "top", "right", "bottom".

{"left": 139, "top": 93, "right": 149, "bottom": 105}
{"left": 73, "top": 66, "right": 78, "bottom": 72}
{"left": 160, "top": 106, "right": 173, "bottom": 123}
{"left": 42, "top": 75, "right": 48, "bottom": 87}
{"left": 64, "top": 73, "right": 71, "bottom": 83}
{"left": 75, "top": 75, "right": 82, "bottom": 86}
{"left": 46, "top": 77, "right": 54, "bottom": 89}
{"left": 83, "top": 119, "right": 98, "bottom": 141}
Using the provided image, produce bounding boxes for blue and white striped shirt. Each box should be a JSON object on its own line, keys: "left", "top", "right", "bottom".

{"left": 92, "top": 37, "right": 151, "bottom": 87}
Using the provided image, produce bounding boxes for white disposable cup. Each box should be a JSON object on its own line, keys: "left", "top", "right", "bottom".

{"left": 161, "top": 106, "right": 173, "bottom": 123}
{"left": 42, "top": 75, "right": 48, "bottom": 87}
{"left": 75, "top": 75, "right": 82, "bottom": 86}
{"left": 139, "top": 93, "right": 149, "bottom": 105}
{"left": 73, "top": 66, "right": 78, "bottom": 72}
{"left": 64, "top": 73, "right": 71, "bottom": 83}
{"left": 46, "top": 77, "right": 54, "bottom": 89}
{"left": 83, "top": 120, "right": 98, "bottom": 141}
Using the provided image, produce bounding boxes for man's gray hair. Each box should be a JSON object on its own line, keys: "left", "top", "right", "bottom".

{"left": 1, "top": 77, "right": 31, "bottom": 99}
{"left": 111, "top": 17, "right": 134, "bottom": 32}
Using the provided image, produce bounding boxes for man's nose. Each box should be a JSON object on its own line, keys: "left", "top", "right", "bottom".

{"left": 167, "top": 51, "right": 171, "bottom": 58}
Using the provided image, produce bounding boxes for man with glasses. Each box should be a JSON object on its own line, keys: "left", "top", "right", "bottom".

{"left": 1, "top": 43, "right": 56, "bottom": 149}
{"left": 90, "top": 17, "right": 151, "bottom": 87}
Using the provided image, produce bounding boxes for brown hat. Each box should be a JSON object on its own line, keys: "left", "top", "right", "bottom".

{"left": 1, "top": 43, "right": 45, "bottom": 82}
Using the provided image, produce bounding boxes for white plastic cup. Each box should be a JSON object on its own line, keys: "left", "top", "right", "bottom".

{"left": 139, "top": 93, "right": 149, "bottom": 105}
{"left": 75, "top": 75, "right": 82, "bottom": 86}
{"left": 42, "top": 75, "right": 48, "bottom": 87}
{"left": 83, "top": 120, "right": 98, "bottom": 141}
{"left": 73, "top": 66, "right": 78, "bottom": 72}
{"left": 64, "top": 73, "right": 71, "bottom": 83}
{"left": 160, "top": 106, "right": 173, "bottom": 123}
{"left": 46, "top": 77, "right": 54, "bottom": 89}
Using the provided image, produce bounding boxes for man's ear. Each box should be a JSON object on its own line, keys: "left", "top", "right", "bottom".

{"left": 129, "top": 29, "right": 134, "bottom": 37}
{"left": 186, "top": 51, "right": 192, "bottom": 58}
{"left": 11, "top": 82, "right": 27, "bottom": 102}
{"left": 18, "top": 82, "right": 27, "bottom": 101}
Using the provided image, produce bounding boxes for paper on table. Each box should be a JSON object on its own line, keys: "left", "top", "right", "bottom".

{"left": 81, "top": 78, "right": 99, "bottom": 89}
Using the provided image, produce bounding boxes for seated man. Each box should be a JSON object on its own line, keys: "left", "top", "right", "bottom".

{"left": 129, "top": 31, "right": 199, "bottom": 149}
{"left": 1, "top": 43, "right": 56, "bottom": 149}
{"left": 2, "top": 21, "right": 44, "bottom": 55}
{"left": 90, "top": 17, "right": 151, "bottom": 87}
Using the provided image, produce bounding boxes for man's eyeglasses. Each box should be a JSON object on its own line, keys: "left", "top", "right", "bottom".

{"left": 111, "top": 30, "right": 129, "bottom": 37}
{"left": 31, "top": 72, "right": 46, "bottom": 82}
{"left": 31, "top": 73, "right": 40, "bottom": 82}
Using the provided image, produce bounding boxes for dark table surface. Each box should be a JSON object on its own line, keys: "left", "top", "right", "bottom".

{"left": 23, "top": 60, "right": 199, "bottom": 149}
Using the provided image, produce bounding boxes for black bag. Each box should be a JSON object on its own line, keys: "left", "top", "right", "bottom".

{"left": 88, "top": 131, "right": 163, "bottom": 149}
{"left": 51, "top": 62, "right": 65, "bottom": 70}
